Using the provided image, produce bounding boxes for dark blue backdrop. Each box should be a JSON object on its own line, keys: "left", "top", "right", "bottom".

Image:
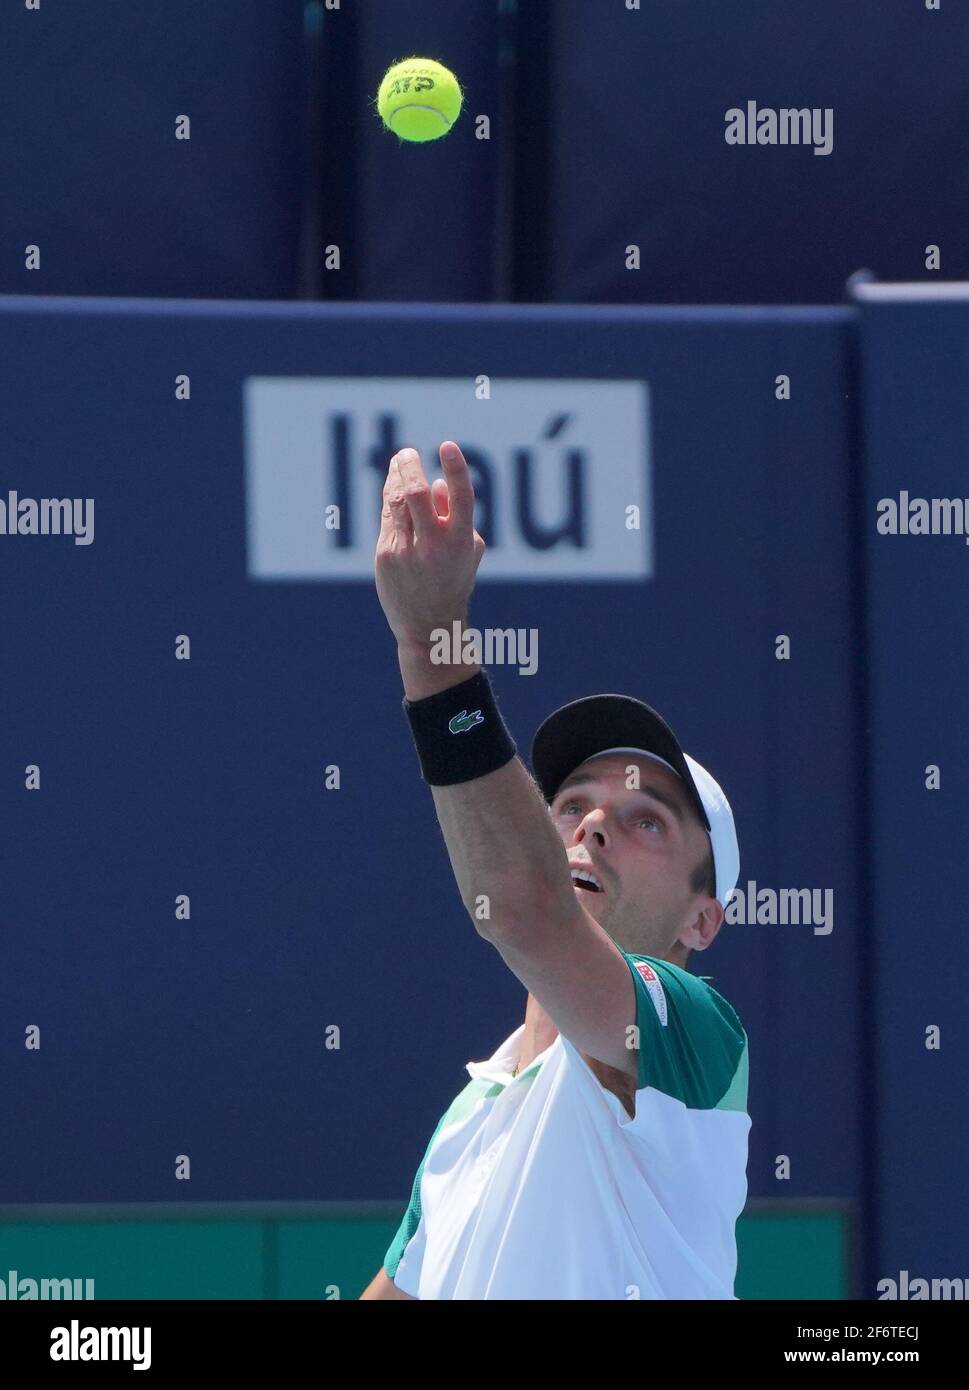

{"left": 2, "top": 288, "right": 966, "bottom": 1295}
{"left": 856, "top": 285, "right": 969, "bottom": 1283}
{"left": 0, "top": 295, "right": 859, "bottom": 1210}
{"left": 1, "top": 1, "right": 965, "bottom": 304}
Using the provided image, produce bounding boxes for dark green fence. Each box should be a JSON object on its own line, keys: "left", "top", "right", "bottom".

{"left": 0, "top": 1201, "right": 850, "bottom": 1300}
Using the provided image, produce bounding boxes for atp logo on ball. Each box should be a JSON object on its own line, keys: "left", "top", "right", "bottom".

{"left": 376, "top": 57, "right": 463, "bottom": 143}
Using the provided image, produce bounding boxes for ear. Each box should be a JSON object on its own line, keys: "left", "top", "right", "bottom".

{"left": 680, "top": 897, "right": 724, "bottom": 954}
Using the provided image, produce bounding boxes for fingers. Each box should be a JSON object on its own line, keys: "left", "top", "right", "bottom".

{"left": 395, "top": 447, "right": 437, "bottom": 541}
{"left": 430, "top": 477, "right": 450, "bottom": 518}
{"left": 380, "top": 457, "right": 412, "bottom": 544}
{"left": 379, "top": 444, "right": 475, "bottom": 542}
{"left": 439, "top": 441, "right": 475, "bottom": 534}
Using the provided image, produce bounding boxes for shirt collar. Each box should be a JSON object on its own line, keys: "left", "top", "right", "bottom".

{"left": 465, "top": 1024, "right": 557, "bottom": 1085}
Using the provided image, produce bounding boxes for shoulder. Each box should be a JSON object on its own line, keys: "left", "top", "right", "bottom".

{"left": 623, "top": 953, "right": 748, "bottom": 1109}
{"left": 628, "top": 955, "right": 743, "bottom": 1031}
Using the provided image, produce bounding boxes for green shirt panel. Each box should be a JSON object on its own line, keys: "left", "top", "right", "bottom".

{"left": 624, "top": 953, "right": 748, "bottom": 1110}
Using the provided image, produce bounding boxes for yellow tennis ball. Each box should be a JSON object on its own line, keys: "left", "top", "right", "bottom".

{"left": 376, "top": 57, "right": 463, "bottom": 143}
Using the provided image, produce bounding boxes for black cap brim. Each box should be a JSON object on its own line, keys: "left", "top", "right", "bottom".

{"left": 529, "top": 694, "right": 710, "bottom": 831}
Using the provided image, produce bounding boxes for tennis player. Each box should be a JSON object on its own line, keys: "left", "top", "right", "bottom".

{"left": 360, "top": 442, "right": 750, "bottom": 1301}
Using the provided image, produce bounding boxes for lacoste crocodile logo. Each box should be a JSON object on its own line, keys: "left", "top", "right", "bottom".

{"left": 448, "top": 708, "right": 484, "bottom": 734}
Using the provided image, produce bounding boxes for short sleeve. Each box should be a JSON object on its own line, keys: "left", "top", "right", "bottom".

{"left": 623, "top": 954, "right": 748, "bottom": 1111}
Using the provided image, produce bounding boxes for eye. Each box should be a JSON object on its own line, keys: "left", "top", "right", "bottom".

{"left": 636, "top": 814, "right": 663, "bottom": 832}
{"left": 557, "top": 800, "right": 583, "bottom": 816}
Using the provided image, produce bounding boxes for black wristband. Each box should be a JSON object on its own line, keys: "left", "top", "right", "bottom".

{"left": 403, "top": 669, "right": 517, "bottom": 786}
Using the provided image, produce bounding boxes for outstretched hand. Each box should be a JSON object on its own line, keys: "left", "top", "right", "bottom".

{"left": 374, "top": 442, "right": 486, "bottom": 651}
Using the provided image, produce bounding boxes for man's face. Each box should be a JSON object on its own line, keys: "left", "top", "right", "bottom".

{"left": 548, "top": 752, "right": 722, "bottom": 959}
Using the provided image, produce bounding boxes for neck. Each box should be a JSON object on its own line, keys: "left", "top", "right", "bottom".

{"left": 515, "top": 993, "right": 560, "bottom": 1072}
{"left": 515, "top": 942, "right": 692, "bottom": 1071}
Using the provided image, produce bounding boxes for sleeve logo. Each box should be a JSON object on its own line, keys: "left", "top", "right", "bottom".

{"left": 634, "top": 961, "right": 668, "bottom": 1027}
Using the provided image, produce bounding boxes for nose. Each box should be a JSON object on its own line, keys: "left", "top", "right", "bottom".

{"left": 575, "top": 807, "right": 608, "bottom": 848}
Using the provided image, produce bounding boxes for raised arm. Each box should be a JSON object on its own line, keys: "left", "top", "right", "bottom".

{"left": 374, "top": 444, "right": 637, "bottom": 1078}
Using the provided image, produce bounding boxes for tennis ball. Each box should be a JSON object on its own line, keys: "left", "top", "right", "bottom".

{"left": 376, "top": 57, "right": 463, "bottom": 143}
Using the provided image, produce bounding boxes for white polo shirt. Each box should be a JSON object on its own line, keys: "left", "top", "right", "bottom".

{"left": 384, "top": 952, "right": 750, "bottom": 1300}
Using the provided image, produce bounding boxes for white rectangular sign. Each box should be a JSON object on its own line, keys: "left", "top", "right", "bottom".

{"left": 243, "top": 377, "right": 652, "bottom": 582}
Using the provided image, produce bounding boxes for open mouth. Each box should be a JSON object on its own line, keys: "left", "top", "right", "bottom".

{"left": 570, "top": 869, "right": 603, "bottom": 894}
